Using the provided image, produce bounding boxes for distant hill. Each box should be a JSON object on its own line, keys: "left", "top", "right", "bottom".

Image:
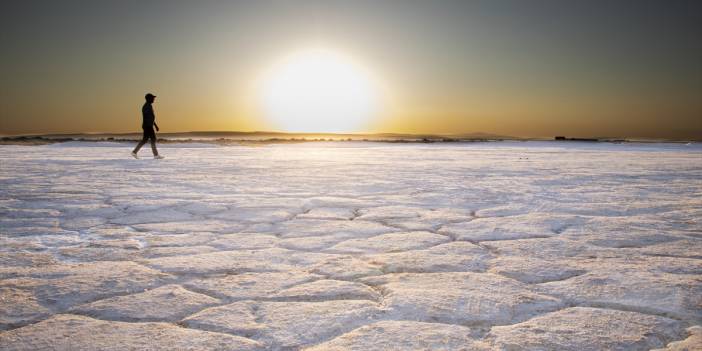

{"left": 3, "top": 131, "right": 695, "bottom": 145}
{"left": 0, "top": 131, "right": 518, "bottom": 144}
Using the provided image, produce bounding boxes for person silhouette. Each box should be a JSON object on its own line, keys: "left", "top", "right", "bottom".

{"left": 132, "top": 93, "right": 164, "bottom": 159}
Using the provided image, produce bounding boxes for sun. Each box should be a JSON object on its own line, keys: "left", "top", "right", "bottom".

{"left": 258, "top": 49, "right": 379, "bottom": 133}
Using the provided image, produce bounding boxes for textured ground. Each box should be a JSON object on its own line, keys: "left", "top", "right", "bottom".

{"left": 0, "top": 141, "right": 701, "bottom": 350}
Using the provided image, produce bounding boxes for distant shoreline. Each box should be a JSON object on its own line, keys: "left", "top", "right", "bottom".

{"left": 0, "top": 132, "right": 696, "bottom": 146}
{"left": 0, "top": 135, "right": 506, "bottom": 146}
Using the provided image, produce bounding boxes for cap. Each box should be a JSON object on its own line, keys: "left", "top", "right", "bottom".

{"left": 145, "top": 93, "right": 157, "bottom": 99}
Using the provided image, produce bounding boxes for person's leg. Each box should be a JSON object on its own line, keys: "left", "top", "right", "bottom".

{"left": 133, "top": 128, "right": 150, "bottom": 154}
{"left": 133, "top": 137, "right": 147, "bottom": 153}
{"left": 145, "top": 128, "right": 158, "bottom": 156}
{"left": 150, "top": 135, "right": 158, "bottom": 156}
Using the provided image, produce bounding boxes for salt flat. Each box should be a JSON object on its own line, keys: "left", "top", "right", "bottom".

{"left": 0, "top": 141, "right": 701, "bottom": 350}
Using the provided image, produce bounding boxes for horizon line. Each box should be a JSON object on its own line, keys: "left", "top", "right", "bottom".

{"left": 1, "top": 130, "right": 700, "bottom": 142}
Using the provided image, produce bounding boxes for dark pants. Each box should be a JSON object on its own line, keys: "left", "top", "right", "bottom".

{"left": 133, "top": 127, "right": 158, "bottom": 155}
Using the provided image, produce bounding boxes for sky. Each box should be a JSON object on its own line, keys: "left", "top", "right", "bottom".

{"left": 1, "top": 0, "right": 701, "bottom": 139}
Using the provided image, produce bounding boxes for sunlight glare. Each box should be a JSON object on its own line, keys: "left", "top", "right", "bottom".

{"left": 258, "top": 49, "right": 379, "bottom": 133}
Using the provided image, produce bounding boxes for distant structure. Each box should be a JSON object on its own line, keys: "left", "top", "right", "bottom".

{"left": 554, "top": 136, "right": 599, "bottom": 142}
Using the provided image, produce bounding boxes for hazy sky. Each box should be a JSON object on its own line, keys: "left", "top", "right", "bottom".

{"left": 2, "top": 0, "right": 701, "bottom": 139}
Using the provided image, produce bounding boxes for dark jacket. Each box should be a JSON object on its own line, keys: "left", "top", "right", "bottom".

{"left": 142, "top": 102, "right": 155, "bottom": 129}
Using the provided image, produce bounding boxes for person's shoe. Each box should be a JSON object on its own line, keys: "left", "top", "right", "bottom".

{"left": 131, "top": 151, "right": 139, "bottom": 159}
{"left": 154, "top": 155, "right": 165, "bottom": 159}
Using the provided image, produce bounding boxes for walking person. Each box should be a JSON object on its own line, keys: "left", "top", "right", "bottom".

{"left": 132, "top": 93, "right": 164, "bottom": 159}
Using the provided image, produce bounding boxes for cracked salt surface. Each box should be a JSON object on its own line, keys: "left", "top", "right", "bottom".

{"left": 0, "top": 141, "right": 701, "bottom": 350}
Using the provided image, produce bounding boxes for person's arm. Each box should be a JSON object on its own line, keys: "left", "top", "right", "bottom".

{"left": 147, "top": 104, "right": 159, "bottom": 131}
